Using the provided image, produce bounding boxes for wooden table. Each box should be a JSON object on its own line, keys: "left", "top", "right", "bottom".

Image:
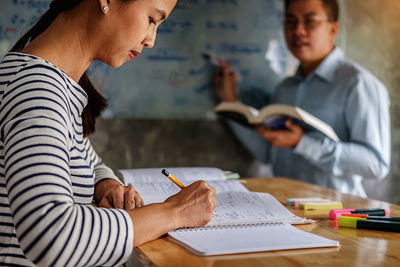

{"left": 131, "top": 177, "right": 400, "bottom": 267}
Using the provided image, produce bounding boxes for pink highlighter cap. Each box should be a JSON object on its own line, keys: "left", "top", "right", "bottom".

{"left": 329, "top": 209, "right": 355, "bottom": 220}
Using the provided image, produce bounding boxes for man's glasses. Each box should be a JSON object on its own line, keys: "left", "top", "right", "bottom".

{"left": 284, "top": 17, "right": 332, "bottom": 31}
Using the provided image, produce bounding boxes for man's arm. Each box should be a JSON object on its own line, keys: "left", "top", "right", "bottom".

{"left": 214, "top": 59, "right": 239, "bottom": 102}
{"left": 293, "top": 75, "right": 391, "bottom": 179}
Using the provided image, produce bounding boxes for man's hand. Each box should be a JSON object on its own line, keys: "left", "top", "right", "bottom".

{"left": 94, "top": 179, "right": 144, "bottom": 210}
{"left": 214, "top": 59, "right": 239, "bottom": 102}
{"left": 255, "top": 119, "right": 303, "bottom": 148}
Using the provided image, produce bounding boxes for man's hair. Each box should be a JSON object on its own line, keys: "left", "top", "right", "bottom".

{"left": 284, "top": 0, "right": 339, "bottom": 22}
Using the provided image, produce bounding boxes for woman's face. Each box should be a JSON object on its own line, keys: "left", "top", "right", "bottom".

{"left": 96, "top": 0, "right": 177, "bottom": 67}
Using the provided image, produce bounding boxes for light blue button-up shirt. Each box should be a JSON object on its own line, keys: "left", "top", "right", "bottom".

{"left": 230, "top": 47, "right": 391, "bottom": 197}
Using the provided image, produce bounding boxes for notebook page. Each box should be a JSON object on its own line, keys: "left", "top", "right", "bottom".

{"left": 207, "top": 191, "right": 307, "bottom": 226}
{"left": 132, "top": 180, "right": 248, "bottom": 204}
{"left": 120, "top": 167, "right": 227, "bottom": 184}
{"left": 168, "top": 223, "right": 339, "bottom": 256}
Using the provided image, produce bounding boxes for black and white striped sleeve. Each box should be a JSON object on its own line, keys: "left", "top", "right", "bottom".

{"left": 1, "top": 65, "right": 133, "bottom": 266}
{"left": 84, "top": 138, "right": 124, "bottom": 186}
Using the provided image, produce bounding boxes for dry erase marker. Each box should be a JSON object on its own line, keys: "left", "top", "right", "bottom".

{"left": 329, "top": 208, "right": 389, "bottom": 220}
{"left": 338, "top": 216, "right": 400, "bottom": 233}
{"left": 161, "top": 169, "right": 185, "bottom": 189}
{"left": 340, "top": 214, "right": 400, "bottom": 222}
{"left": 202, "top": 52, "right": 242, "bottom": 81}
{"left": 202, "top": 52, "right": 219, "bottom": 66}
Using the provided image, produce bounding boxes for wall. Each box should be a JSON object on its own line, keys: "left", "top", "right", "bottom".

{"left": 89, "top": 118, "right": 254, "bottom": 175}
{"left": 0, "top": 0, "right": 291, "bottom": 118}
{"left": 343, "top": 0, "right": 400, "bottom": 204}
{"left": 103, "top": 0, "right": 287, "bottom": 118}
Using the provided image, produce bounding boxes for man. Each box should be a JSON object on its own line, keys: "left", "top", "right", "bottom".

{"left": 214, "top": 0, "right": 390, "bottom": 197}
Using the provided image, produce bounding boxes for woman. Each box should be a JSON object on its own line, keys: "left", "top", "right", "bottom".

{"left": 0, "top": 0, "right": 217, "bottom": 266}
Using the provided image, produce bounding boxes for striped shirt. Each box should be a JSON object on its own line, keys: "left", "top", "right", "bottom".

{"left": 0, "top": 53, "right": 133, "bottom": 266}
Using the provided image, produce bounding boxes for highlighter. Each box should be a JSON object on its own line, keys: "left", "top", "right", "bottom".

{"left": 301, "top": 202, "right": 343, "bottom": 210}
{"left": 340, "top": 214, "right": 400, "bottom": 222}
{"left": 329, "top": 208, "right": 389, "bottom": 220}
{"left": 286, "top": 197, "right": 322, "bottom": 206}
{"left": 294, "top": 199, "right": 331, "bottom": 209}
{"left": 338, "top": 216, "right": 400, "bottom": 233}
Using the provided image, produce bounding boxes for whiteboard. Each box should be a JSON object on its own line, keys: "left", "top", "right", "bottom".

{"left": 0, "top": 0, "right": 343, "bottom": 118}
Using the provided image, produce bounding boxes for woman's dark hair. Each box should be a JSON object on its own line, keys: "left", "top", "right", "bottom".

{"left": 284, "top": 0, "right": 339, "bottom": 22}
{"left": 10, "top": 0, "right": 107, "bottom": 137}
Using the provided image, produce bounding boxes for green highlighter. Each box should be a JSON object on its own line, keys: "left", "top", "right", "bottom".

{"left": 338, "top": 216, "right": 400, "bottom": 233}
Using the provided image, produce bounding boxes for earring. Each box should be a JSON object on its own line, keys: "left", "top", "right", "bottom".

{"left": 103, "top": 5, "right": 109, "bottom": 13}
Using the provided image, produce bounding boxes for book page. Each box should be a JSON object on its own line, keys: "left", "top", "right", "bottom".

{"left": 133, "top": 180, "right": 248, "bottom": 205}
{"left": 296, "top": 108, "right": 340, "bottom": 142}
{"left": 168, "top": 223, "right": 339, "bottom": 256}
{"left": 119, "top": 167, "right": 228, "bottom": 184}
{"left": 206, "top": 191, "right": 306, "bottom": 226}
{"left": 215, "top": 102, "right": 260, "bottom": 117}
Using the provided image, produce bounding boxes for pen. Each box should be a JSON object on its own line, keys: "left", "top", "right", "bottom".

{"left": 202, "top": 52, "right": 219, "bottom": 66}
{"left": 338, "top": 216, "right": 400, "bottom": 233}
{"left": 161, "top": 169, "right": 215, "bottom": 215}
{"left": 340, "top": 214, "right": 400, "bottom": 222}
{"left": 161, "top": 169, "right": 185, "bottom": 189}
{"left": 329, "top": 208, "right": 389, "bottom": 220}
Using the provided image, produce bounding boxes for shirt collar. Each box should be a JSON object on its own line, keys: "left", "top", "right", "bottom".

{"left": 294, "top": 47, "right": 344, "bottom": 83}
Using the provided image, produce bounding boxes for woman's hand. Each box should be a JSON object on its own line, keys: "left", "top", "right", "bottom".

{"left": 214, "top": 59, "right": 239, "bottom": 102}
{"left": 166, "top": 180, "right": 217, "bottom": 228}
{"left": 255, "top": 119, "right": 303, "bottom": 148}
{"left": 126, "top": 180, "right": 216, "bottom": 246}
{"left": 94, "top": 179, "right": 144, "bottom": 210}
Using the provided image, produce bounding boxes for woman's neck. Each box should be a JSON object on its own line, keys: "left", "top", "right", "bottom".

{"left": 22, "top": 9, "right": 93, "bottom": 82}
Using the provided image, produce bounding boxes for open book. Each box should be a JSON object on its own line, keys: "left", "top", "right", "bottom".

{"left": 119, "top": 167, "right": 246, "bottom": 204}
{"left": 119, "top": 167, "right": 339, "bottom": 255}
{"left": 214, "top": 102, "right": 339, "bottom": 142}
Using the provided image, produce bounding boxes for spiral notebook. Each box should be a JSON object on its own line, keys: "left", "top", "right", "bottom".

{"left": 120, "top": 167, "right": 338, "bottom": 255}
{"left": 120, "top": 167, "right": 311, "bottom": 224}
{"left": 167, "top": 191, "right": 339, "bottom": 256}
{"left": 169, "top": 223, "right": 339, "bottom": 256}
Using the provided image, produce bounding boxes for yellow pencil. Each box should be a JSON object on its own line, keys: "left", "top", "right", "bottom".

{"left": 161, "top": 169, "right": 215, "bottom": 215}
{"left": 161, "top": 169, "right": 185, "bottom": 188}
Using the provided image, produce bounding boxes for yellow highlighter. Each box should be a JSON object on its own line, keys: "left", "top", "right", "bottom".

{"left": 302, "top": 202, "right": 343, "bottom": 210}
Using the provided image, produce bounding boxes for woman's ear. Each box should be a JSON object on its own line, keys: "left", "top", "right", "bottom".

{"left": 99, "top": 0, "right": 110, "bottom": 14}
